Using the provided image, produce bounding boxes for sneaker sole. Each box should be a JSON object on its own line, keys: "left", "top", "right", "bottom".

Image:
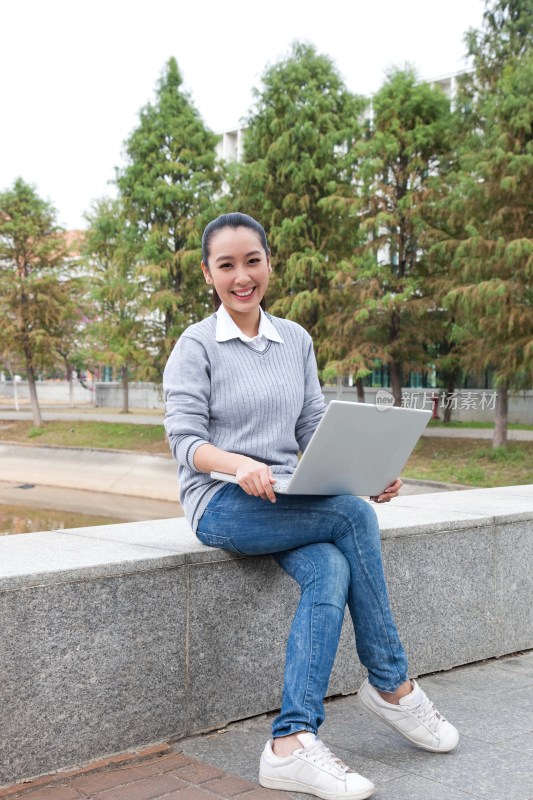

{"left": 358, "top": 689, "right": 458, "bottom": 753}
{"left": 259, "top": 773, "right": 375, "bottom": 800}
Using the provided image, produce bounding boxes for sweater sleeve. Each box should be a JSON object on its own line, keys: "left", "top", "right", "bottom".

{"left": 295, "top": 337, "right": 326, "bottom": 452}
{"left": 163, "top": 334, "right": 211, "bottom": 470}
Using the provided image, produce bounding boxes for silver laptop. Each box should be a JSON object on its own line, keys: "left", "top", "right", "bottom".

{"left": 211, "top": 400, "right": 431, "bottom": 496}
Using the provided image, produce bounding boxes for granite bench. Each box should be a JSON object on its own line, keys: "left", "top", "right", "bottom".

{"left": 1, "top": 485, "right": 532, "bottom": 786}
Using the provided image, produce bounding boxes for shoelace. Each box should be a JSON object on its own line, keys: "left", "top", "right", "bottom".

{"left": 299, "top": 739, "right": 350, "bottom": 776}
{"left": 408, "top": 696, "right": 446, "bottom": 730}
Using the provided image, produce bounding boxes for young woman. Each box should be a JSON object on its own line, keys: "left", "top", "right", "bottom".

{"left": 163, "top": 213, "right": 459, "bottom": 800}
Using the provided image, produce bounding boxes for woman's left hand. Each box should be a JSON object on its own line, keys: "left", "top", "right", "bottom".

{"left": 370, "top": 478, "right": 403, "bottom": 504}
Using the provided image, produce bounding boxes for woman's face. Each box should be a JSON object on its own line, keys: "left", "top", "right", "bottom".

{"left": 202, "top": 226, "right": 271, "bottom": 322}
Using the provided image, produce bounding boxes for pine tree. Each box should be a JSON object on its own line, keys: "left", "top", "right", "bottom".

{"left": 233, "top": 43, "right": 365, "bottom": 363}
{"left": 116, "top": 58, "right": 221, "bottom": 374}
{"left": 332, "top": 68, "right": 453, "bottom": 405}
{"left": 83, "top": 198, "right": 151, "bottom": 413}
{"left": 0, "top": 179, "right": 80, "bottom": 426}
{"left": 433, "top": 0, "right": 533, "bottom": 445}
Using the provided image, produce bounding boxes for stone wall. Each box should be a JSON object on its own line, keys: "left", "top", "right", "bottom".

{"left": 1, "top": 485, "right": 532, "bottom": 786}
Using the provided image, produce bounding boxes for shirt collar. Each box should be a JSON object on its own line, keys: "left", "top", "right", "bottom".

{"left": 215, "top": 304, "right": 284, "bottom": 344}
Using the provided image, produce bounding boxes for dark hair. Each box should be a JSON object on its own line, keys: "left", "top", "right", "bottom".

{"left": 201, "top": 213, "right": 270, "bottom": 311}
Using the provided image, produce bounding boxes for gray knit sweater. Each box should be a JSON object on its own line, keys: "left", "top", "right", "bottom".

{"left": 163, "top": 312, "right": 326, "bottom": 531}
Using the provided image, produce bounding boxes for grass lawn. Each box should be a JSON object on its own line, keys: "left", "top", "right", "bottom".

{"left": 403, "top": 437, "right": 532, "bottom": 488}
{"left": 0, "top": 420, "right": 531, "bottom": 487}
{"left": 427, "top": 419, "right": 533, "bottom": 430}
{"left": 0, "top": 420, "right": 169, "bottom": 455}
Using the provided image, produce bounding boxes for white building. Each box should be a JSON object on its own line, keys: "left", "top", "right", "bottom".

{"left": 215, "top": 69, "right": 470, "bottom": 161}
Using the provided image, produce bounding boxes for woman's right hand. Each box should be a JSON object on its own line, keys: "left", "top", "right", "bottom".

{"left": 236, "top": 458, "right": 277, "bottom": 503}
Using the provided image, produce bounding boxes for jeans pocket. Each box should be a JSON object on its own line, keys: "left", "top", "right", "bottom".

{"left": 196, "top": 528, "right": 247, "bottom": 555}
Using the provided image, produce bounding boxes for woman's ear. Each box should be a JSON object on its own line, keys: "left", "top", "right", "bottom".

{"left": 201, "top": 262, "right": 213, "bottom": 284}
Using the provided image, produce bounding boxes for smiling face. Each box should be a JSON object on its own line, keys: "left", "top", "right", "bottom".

{"left": 202, "top": 226, "right": 271, "bottom": 333}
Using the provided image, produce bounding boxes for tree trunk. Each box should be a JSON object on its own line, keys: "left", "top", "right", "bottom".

{"left": 26, "top": 361, "right": 42, "bottom": 427}
{"left": 356, "top": 377, "right": 365, "bottom": 403}
{"left": 390, "top": 360, "right": 403, "bottom": 407}
{"left": 443, "top": 370, "right": 459, "bottom": 424}
{"left": 493, "top": 382, "right": 508, "bottom": 448}
{"left": 121, "top": 366, "right": 129, "bottom": 414}
{"left": 13, "top": 377, "right": 20, "bottom": 412}
{"left": 4, "top": 361, "right": 20, "bottom": 411}
{"left": 65, "top": 362, "right": 74, "bottom": 408}
{"left": 389, "top": 310, "right": 402, "bottom": 407}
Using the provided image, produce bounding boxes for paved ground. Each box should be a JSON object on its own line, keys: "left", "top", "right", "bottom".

{"left": 0, "top": 480, "right": 183, "bottom": 522}
{"left": 0, "top": 443, "right": 179, "bottom": 502}
{"left": 1, "top": 407, "right": 532, "bottom": 440}
{"left": 3, "top": 650, "right": 533, "bottom": 799}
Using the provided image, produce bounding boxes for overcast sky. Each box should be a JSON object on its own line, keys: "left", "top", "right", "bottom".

{"left": 2, "top": 0, "right": 485, "bottom": 230}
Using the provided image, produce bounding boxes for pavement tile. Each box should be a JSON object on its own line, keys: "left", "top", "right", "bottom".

{"left": 324, "top": 696, "right": 418, "bottom": 757}
{"left": 427, "top": 687, "right": 533, "bottom": 744}
{"left": 89, "top": 773, "right": 186, "bottom": 800}
{"left": 171, "top": 764, "right": 227, "bottom": 785}
{"left": 178, "top": 729, "right": 270, "bottom": 784}
{"left": 497, "top": 729, "right": 533, "bottom": 754}
{"left": 156, "top": 789, "right": 220, "bottom": 800}
{"left": 0, "top": 776, "right": 54, "bottom": 799}
{"left": 320, "top": 694, "right": 364, "bottom": 728}
{"left": 343, "top": 728, "right": 533, "bottom": 799}
{"left": 493, "top": 657, "right": 533, "bottom": 677}
{"left": 309, "top": 741, "right": 408, "bottom": 789}
{"left": 151, "top": 753, "right": 196, "bottom": 773}
{"left": 12, "top": 788, "right": 83, "bottom": 800}
{"left": 201, "top": 776, "right": 258, "bottom": 796}
{"left": 233, "top": 789, "right": 286, "bottom": 800}
{"left": 67, "top": 764, "right": 163, "bottom": 795}
{"left": 506, "top": 683, "right": 533, "bottom": 713}
{"left": 420, "top": 661, "right": 533, "bottom": 695}
{"left": 406, "top": 734, "right": 533, "bottom": 799}
{"left": 372, "top": 772, "right": 475, "bottom": 800}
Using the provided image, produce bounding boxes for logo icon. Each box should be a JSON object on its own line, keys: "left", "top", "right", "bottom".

{"left": 375, "top": 389, "right": 395, "bottom": 412}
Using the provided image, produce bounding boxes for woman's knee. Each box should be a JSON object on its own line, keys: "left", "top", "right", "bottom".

{"left": 330, "top": 495, "right": 380, "bottom": 537}
{"left": 275, "top": 543, "right": 350, "bottom": 605}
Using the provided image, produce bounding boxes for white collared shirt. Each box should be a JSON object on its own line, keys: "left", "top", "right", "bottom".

{"left": 215, "top": 304, "right": 284, "bottom": 352}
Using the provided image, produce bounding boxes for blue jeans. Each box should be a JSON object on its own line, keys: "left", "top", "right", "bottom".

{"left": 196, "top": 484, "right": 409, "bottom": 738}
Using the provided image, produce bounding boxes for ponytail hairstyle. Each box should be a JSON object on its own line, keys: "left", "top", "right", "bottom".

{"left": 201, "top": 212, "right": 270, "bottom": 310}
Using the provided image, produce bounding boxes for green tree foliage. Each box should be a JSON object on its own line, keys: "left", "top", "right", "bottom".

{"left": 465, "top": 0, "right": 533, "bottom": 86}
{"left": 83, "top": 198, "right": 151, "bottom": 413}
{"left": 333, "top": 68, "right": 453, "bottom": 405}
{"left": 233, "top": 42, "right": 365, "bottom": 361}
{"left": 0, "top": 179, "right": 81, "bottom": 426}
{"left": 116, "top": 57, "right": 221, "bottom": 374}
{"left": 433, "top": 0, "right": 533, "bottom": 445}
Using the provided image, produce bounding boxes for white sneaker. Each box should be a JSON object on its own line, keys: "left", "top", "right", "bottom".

{"left": 259, "top": 732, "right": 374, "bottom": 800}
{"left": 358, "top": 678, "right": 459, "bottom": 753}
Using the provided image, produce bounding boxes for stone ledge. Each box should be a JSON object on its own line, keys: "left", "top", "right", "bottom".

{"left": 4, "top": 485, "right": 532, "bottom": 588}
{"left": 1, "top": 486, "right": 532, "bottom": 786}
